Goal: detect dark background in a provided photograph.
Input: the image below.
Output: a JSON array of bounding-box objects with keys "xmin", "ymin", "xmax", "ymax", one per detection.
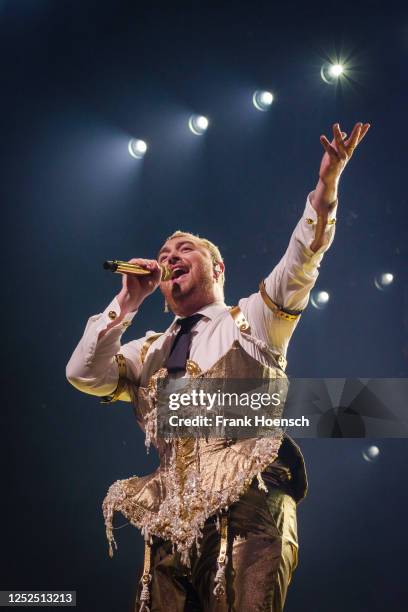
[{"xmin": 1, "ymin": 1, "xmax": 407, "ymax": 610}]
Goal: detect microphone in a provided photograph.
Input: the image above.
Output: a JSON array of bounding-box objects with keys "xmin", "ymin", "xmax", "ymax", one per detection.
[{"xmin": 103, "ymin": 260, "xmax": 172, "ymax": 281}]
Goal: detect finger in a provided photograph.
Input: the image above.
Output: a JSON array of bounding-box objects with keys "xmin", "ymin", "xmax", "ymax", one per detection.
[
  {"xmin": 128, "ymin": 258, "xmax": 154, "ymax": 270},
  {"xmin": 345, "ymin": 122, "xmax": 361, "ymax": 144},
  {"xmin": 121, "ymin": 259, "xmax": 153, "ymax": 278},
  {"xmin": 320, "ymin": 135, "xmax": 339, "ymax": 158},
  {"xmin": 333, "ymin": 123, "xmax": 347, "ymax": 158},
  {"xmin": 357, "ymin": 122, "xmax": 371, "ymax": 144},
  {"xmin": 150, "ymin": 259, "xmax": 161, "ymax": 271},
  {"xmin": 346, "ymin": 122, "xmax": 362, "ymax": 155},
  {"xmin": 144, "ymin": 260, "xmax": 158, "ymax": 271}
]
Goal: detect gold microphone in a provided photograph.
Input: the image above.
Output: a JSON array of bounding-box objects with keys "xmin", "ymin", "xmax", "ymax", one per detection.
[{"xmin": 103, "ymin": 260, "xmax": 172, "ymax": 281}]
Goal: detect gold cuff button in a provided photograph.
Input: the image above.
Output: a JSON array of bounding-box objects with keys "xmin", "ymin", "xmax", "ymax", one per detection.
[
  {"xmin": 122, "ymin": 320, "xmax": 131, "ymax": 328},
  {"xmin": 108, "ymin": 310, "xmax": 117, "ymax": 320},
  {"xmin": 328, "ymin": 218, "xmax": 336, "ymax": 225},
  {"xmin": 305, "ymin": 218, "xmax": 314, "ymax": 225}
]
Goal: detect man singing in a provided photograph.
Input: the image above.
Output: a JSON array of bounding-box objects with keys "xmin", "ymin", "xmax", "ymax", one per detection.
[{"xmin": 66, "ymin": 122, "xmax": 370, "ymax": 611}]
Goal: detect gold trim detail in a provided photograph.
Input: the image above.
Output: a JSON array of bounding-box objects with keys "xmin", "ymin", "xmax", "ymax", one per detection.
[
  {"xmin": 259, "ymin": 280, "xmax": 302, "ymax": 321},
  {"xmin": 306, "ymin": 216, "xmax": 336, "ymax": 226},
  {"xmin": 116, "ymin": 352, "xmax": 127, "ymax": 378},
  {"xmin": 108, "ymin": 310, "xmax": 117, "ymax": 320},
  {"xmin": 140, "ymin": 333, "xmax": 164, "ymax": 365},
  {"xmin": 142, "ymin": 541, "xmax": 151, "ymax": 578},
  {"xmin": 138, "ymin": 541, "xmax": 152, "ymax": 610},
  {"xmin": 218, "ymin": 514, "xmax": 228, "ymax": 564},
  {"xmin": 228, "ymin": 305, "xmax": 287, "ymax": 371},
  {"xmin": 101, "ymin": 353, "xmax": 128, "ymax": 403},
  {"xmin": 186, "ymin": 359, "xmax": 202, "ymax": 376},
  {"xmin": 229, "ymin": 306, "xmax": 251, "ymax": 333},
  {"xmin": 213, "ymin": 514, "xmax": 229, "ymax": 600}
]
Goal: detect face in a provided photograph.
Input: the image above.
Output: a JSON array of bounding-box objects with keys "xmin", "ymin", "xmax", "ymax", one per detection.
[{"xmin": 157, "ymin": 237, "xmax": 221, "ymax": 316}]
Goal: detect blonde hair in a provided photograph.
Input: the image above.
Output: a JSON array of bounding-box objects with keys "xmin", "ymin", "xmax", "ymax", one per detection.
[{"xmin": 161, "ymin": 230, "xmax": 225, "ymax": 287}]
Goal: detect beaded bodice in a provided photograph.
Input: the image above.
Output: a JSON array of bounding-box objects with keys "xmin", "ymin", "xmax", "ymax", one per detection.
[{"xmin": 103, "ymin": 340, "xmax": 288, "ymax": 564}]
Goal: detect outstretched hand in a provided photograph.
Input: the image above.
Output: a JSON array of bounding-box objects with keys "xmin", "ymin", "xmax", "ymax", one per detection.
[
  {"xmin": 319, "ymin": 122, "xmax": 370, "ymax": 185},
  {"xmin": 310, "ymin": 122, "xmax": 371, "ymax": 218}
]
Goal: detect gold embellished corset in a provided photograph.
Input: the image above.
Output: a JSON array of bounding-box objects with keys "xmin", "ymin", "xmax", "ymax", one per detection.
[{"xmin": 102, "ymin": 337, "xmax": 307, "ymax": 565}]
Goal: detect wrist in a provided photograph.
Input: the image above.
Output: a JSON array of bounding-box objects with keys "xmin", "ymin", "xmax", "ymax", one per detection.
[
  {"xmin": 117, "ymin": 289, "xmax": 142, "ymax": 316},
  {"xmin": 318, "ymin": 171, "xmax": 339, "ymax": 187},
  {"xmin": 311, "ymin": 178, "xmax": 338, "ymax": 214}
]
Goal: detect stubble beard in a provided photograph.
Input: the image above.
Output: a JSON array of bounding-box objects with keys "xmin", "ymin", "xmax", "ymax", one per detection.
[{"xmin": 168, "ymin": 268, "xmax": 214, "ymax": 312}]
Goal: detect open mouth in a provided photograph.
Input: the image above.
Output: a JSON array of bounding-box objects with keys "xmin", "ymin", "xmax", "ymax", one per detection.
[{"xmin": 171, "ymin": 267, "xmax": 189, "ymax": 281}]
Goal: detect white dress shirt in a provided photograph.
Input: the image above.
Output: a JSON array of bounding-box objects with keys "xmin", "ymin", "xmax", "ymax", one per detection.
[{"xmin": 66, "ymin": 195, "xmax": 336, "ymax": 398}]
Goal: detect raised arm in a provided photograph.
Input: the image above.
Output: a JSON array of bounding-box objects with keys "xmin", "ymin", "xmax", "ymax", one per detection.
[
  {"xmin": 243, "ymin": 122, "xmax": 370, "ymax": 356},
  {"xmin": 310, "ymin": 122, "xmax": 370, "ymax": 250}
]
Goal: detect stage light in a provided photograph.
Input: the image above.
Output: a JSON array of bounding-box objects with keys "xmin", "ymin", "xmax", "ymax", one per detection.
[
  {"xmin": 252, "ymin": 90, "xmax": 274, "ymax": 111},
  {"xmin": 362, "ymin": 445, "xmax": 380, "ymax": 462},
  {"xmin": 128, "ymin": 139, "xmax": 147, "ymax": 159},
  {"xmin": 188, "ymin": 115, "xmax": 209, "ymax": 135},
  {"xmin": 320, "ymin": 62, "xmax": 345, "ymax": 84},
  {"xmin": 374, "ymin": 272, "xmax": 394, "ymax": 291},
  {"xmin": 310, "ymin": 290, "xmax": 330, "ymax": 310},
  {"xmin": 329, "ymin": 64, "xmax": 343, "ymax": 77}
]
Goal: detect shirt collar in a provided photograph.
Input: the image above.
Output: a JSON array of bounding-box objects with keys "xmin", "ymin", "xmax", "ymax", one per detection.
[{"xmin": 167, "ymin": 300, "xmax": 228, "ymax": 331}]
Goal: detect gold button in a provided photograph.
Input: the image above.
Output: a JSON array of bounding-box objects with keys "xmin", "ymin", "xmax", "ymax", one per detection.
[
  {"xmin": 328, "ymin": 218, "xmax": 336, "ymax": 225},
  {"xmin": 305, "ymin": 218, "xmax": 314, "ymax": 225},
  {"xmin": 240, "ymin": 322, "xmax": 249, "ymax": 331},
  {"xmin": 108, "ymin": 310, "xmax": 117, "ymax": 320},
  {"xmin": 122, "ymin": 320, "xmax": 131, "ymax": 328}
]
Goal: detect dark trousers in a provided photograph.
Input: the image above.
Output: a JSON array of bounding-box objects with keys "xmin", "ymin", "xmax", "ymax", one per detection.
[{"xmin": 135, "ymin": 481, "xmax": 298, "ymax": 612}]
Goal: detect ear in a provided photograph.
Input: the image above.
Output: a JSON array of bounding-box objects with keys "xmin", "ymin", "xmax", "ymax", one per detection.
[{"xmin": 213, "ymin": 261, "xmax": 225, "ymax": 278}]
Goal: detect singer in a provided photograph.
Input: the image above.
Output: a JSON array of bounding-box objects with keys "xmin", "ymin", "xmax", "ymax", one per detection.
[{"xmin": 66, "ymin": 122, "xmax": 370, "ymax": 611}]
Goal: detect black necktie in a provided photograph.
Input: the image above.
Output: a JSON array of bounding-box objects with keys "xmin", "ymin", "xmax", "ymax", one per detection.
[{"xmin": 165, "ymin": 314, "xmax": 204, "ymax": 373}]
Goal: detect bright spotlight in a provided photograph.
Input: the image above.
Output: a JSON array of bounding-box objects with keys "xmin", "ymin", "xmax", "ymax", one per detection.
[
  {"xmin": 128, "ymin": 139, "xmax": 147, "ymax": 159},
  {"xmin": 362, "ymin": 445, "xmax": 380, "ymax": 462},
  {"xmin": 189, "ymin": 115, "xmax": 209, "ymax": 136},
  {"xmin": 252, "ymin": 90, "xmax": 274, "ymax": 111},
  {"xmin": 329, "ymin": 64, "xmax": 344, "ymax": 77},
  {"xmin": 374, "ymin": 272, "xmax": 394, "ymax": 291},
  {"xmin": 320, "ymin": 62, "xmax": 345, "ymax": 84},
  {"xmin": 311, "ymin": 290, "xmax": 330, "ymax": 310}
]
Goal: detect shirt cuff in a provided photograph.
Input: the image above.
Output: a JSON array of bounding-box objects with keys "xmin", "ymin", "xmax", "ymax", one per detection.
[
  {"xmin": 300, "ymin": 192, "xmax": 337, "ymax": 258},
  {"xmin": 97, "ymin": 297, "xmax": 138, "ymax": 333},
  {"xmin": 304, "ymin": 191, "xmax": 337, "ymax": 224}
]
